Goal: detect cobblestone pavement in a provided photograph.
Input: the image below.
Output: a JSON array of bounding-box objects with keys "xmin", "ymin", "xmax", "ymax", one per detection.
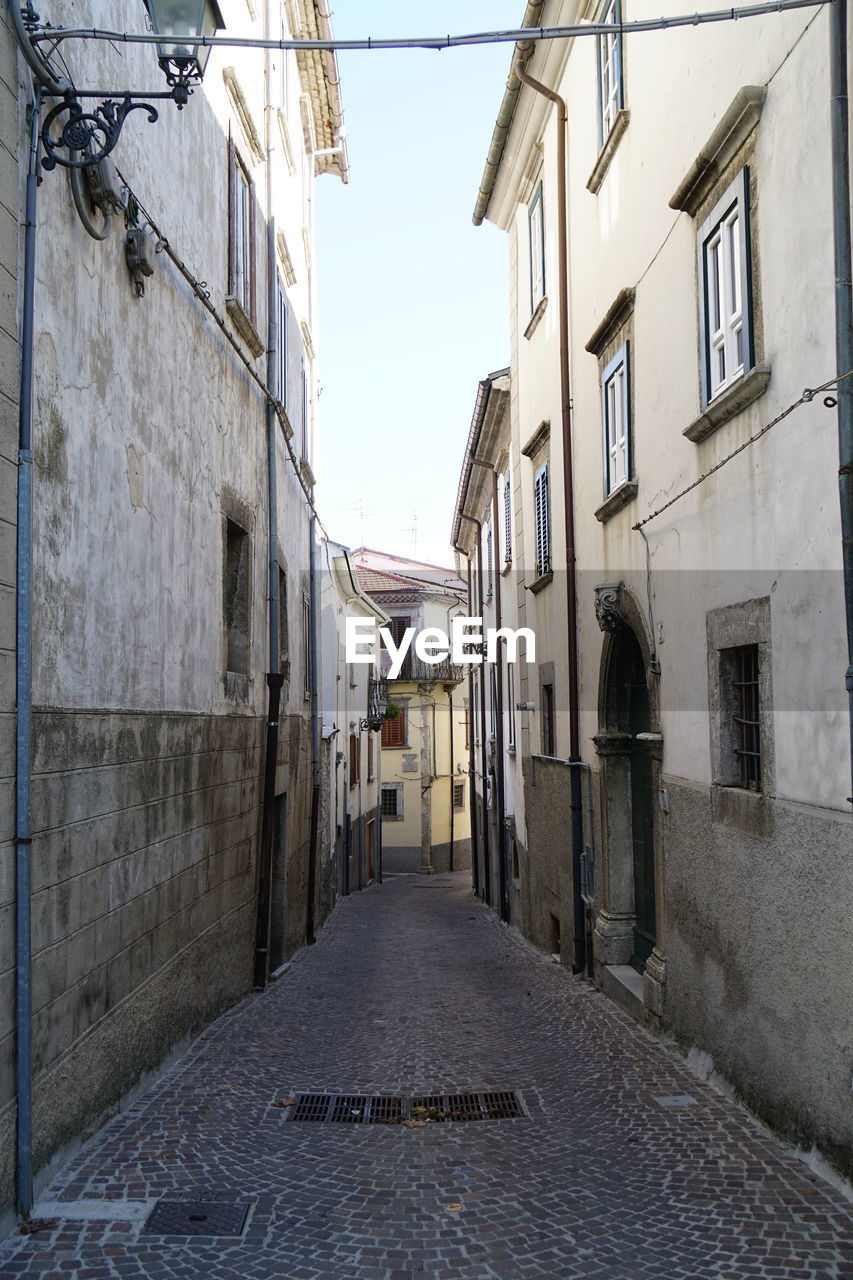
[{"xmin": 2, "ymin": 873, "xmax": 851, "ymax": 1280}]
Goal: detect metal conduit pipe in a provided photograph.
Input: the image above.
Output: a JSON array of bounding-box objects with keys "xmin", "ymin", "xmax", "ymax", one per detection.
[
  {"xmin": 514, "ymin": 59, "xmax": 586, "ymax": 975},
  {"xmin": 15, "ymin": 85, "xmax": 41, "ymax": 1222},
  {"xmin": 458, "ymin": 514, "xmax": 491, "ymax": 905},
  {"xmin": 465, "ymin": 556, "xmax": 480, "ymax": 897},
  {"xmin": 253, "ymin": 217, "xmax": 284, "ymax": 991},
  {"xmin": 305, "ymin": 514, "xmax": 320, "ymax": 945},
  {"xmin": 830, "ymin": 0, "xmax": 853, "ymax": 806}
]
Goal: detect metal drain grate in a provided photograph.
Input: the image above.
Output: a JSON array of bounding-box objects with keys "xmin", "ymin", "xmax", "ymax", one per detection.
[
  {"xmin": 143, "ymin": 1200, "xmax": 250, "ymax": 1236},
  {"xmin": 286, "ymin": 1091, "xmax": 524, "ymax": 1124}
]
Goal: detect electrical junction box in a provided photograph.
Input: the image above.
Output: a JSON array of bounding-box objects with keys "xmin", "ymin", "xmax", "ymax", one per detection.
[
  {"xmin": 125, "ymin": 227, "xmax": 157, "ymax": 278},
  {"xmin": 83, "ymin": 155, "xmax": 125, "ymax": 214}
]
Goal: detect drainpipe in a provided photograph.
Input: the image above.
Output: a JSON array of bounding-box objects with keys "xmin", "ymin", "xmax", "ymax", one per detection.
[
  {"xmin": 253, "ymin": 214, "xmax": 284, "ymax": 991},
  {"xmin": 459, "ymin": 515, "xmax": 492, "ymax": 905},
  {"xmin": 515, "ymin": 59, "xmax": 586, "ymax": 974},
  {"xmin": 15, "ymin": 86, "xmax": 40, "ymax": 1222},
  {"xmin": 465, "ymin": 556, "xmax": 480, "ymax": 896},
  {"xmin": 830, "ymin": 0, "xmax": 853, "ymax": 806},
  {"xmin": 305, "ymin": 514, "xmax": 320, "ymax": 944},
  {"xmin": 447, "ymin": 683, "xmax": 455, "ymax": 872},
  {"xmin": 473, "ymin": 460, "xmax": 510, "ymax": 923}
]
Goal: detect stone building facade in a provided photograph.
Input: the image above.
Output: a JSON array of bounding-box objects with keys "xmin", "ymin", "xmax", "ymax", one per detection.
[
  {"xmin": 1, "ymin": 0, "xmax": 348, "ymax": 1217},
  {"xmin": 468, "ymin": 0, "xmax": 853, "ymax": 1178}
]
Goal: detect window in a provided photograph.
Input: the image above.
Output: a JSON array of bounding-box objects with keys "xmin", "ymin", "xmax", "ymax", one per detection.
[
  {"xmin": 602, "ymin": 342, "xmax": 630, "ymax": 496},
  {"xmin": 276, "ymin": 277, "xmax": 288, "ymax": 408},
  {"xmin": 464, "ymin": 703, "xmax": 470, "ymax": 749},
  {"xmin": 367, "ymin": 732, "xmax": 375, "ymax": 780},
  {"xmin": 542, "ymin": 683, "xmax": 555, "ymax": 756},
  {"xmin": 723, "ymin": 645, "xmax": 761, "ymax": 790},
  {"xmin": 302, "ymin": 592, "xmax": 311, "ymax": 697},
  {"xmin": 229, "ymin": 143, "xmax": 254, "ymax": 319},
  {"xmin": 224, "ymin": 520, "xmax": 250, "ymax": 674},
  {"xmin": 528, "ymin": 181, "xmax": 546, "ymax": 313},
  {"xmin": 349, "ymin": 732, "xmax": 360, "ymax": 787},
  {"xmin": 486, "ymin": 524, "xmax": 493, "ymax": 600},
  {"xmin": 699, "ymin": 169, "xmax": 753, "ymax": 405},
  {"xmin": 597, "ymin": 0, "xmax": 624, "ymax": 146},
  {"xmin": 507, "ymin": 662, "xmax": 516, "ymax": 751},
  {"xmin": 534, "ymin": 462, "xmax": 551, "ymax": 578},
  {"xmin": 453, "ymin": 782, "xmax": 465, "ymax": 809},
  {"xmin": 503, "ymin": 474, "xmax": 512, "ymax": 564},
  {"xmin": 381, "ymin": 705, "xmax": 405, "ymax": 748},
  {"xmin": 382, "ymin": 616, "xmax": 412, "ymax": 681},
  {"xmin": 380, "ymin": 783, "xmax": 403, "ymax": 820},
  {"xmin": 300, "ymin": 358, "xmax": 308, "ymax": 459}
]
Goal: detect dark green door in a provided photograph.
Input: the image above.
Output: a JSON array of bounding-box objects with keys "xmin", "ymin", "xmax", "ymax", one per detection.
[{"xmin": 629, "ymin": 647, "xmax": 656, "ymax": 973}]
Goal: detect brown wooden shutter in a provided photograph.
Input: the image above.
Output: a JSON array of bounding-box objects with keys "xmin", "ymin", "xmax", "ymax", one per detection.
[{"xmin": 381, "ymin": 710, "xmax": 404, "ymax": 749}]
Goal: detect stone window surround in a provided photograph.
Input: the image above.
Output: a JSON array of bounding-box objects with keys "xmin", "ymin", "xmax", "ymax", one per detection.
[
  {"xmin": 706, "ymin": 596, "xmax": 775, "ymax": 839},
  {"xmin": 380, "ymin": 782, "xmax": 404, "ymax": 821},
  {"xmin": 586, "ymin": 288, "xmax": 638, "ymax": 524}
]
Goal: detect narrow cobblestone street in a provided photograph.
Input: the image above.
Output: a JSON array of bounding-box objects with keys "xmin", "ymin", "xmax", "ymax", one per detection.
[{"xmin": 1, "ymin": 873, "xmax": 851, "ymax": 1280}]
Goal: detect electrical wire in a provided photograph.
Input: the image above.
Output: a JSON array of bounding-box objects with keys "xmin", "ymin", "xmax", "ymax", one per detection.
[
  {"xmin": 34, "ymin": 0, "xmax": 828, "ymax": 55},
  {"xmin": 632, "ymin": 370, "xmax": 853, "ymax": 531}
]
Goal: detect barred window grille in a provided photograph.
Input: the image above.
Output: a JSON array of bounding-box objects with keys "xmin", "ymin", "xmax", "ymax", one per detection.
[
  {"xmin": 453, "ymin": 782, "xmax": 465, "ymax": 809},
  {"xmin": 731, "ymin": 645, "xmax": 761, "ymax": 790},
  {"xmin": 534, "ymin": 462, "xmax": 550, "ymax": 577},
  {"xmin": 381, "ymin": 786, "xmax": 399, "ymax": 817}
]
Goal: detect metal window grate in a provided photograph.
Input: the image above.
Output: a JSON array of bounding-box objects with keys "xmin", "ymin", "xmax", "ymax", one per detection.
[
  {"xmin": 731, "ymin": 644, "xmax": 761, "ymax": 790},
  {"xmin": 286, "ymin": 1091, "xmax": 524, "ymax": 1124}
]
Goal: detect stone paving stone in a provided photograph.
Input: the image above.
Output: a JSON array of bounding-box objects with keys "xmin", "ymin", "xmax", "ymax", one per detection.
[{"xmin": 1, "ymin": 873, "xmax": 851, "ymax": 1279}]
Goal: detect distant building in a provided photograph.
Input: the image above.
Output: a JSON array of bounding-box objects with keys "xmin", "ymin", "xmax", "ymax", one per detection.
[{"xmin": 352, "ymin": 551, "xmax": 471, "ymax": 875}]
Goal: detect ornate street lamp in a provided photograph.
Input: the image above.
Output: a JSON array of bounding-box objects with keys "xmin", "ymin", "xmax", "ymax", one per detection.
[
  {"xmin": 147, "ymin": 0, "xmax": 226, "ymax": 103},
  {"xmin": 37, "ymin": 0, "xmax": 225, "ymax": 170},
  {"xmin": 361, "ymin": 676, "xmax": 390, "ymax": 733}
]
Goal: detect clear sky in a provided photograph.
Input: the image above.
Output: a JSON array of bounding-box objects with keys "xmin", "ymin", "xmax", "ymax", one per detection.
[{"xmin": 315, "ymin": 1, "xmax": 522, "ymax": 568}]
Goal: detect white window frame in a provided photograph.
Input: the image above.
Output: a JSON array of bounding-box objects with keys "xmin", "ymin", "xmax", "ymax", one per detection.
[
  {"xmin": 698, "ymin": 169, "xmax": 753, "ymax": 406},
  {"xmin": 534, "ymin": 461, "xmax": 550, "ymax": 578},
  {"xmin": 233, "ymin": 158, "xmax": 252, "ymax": 315},
  {"xmin": 528, "ymin": 181, "xmax": 546, "ymax": 314},
  {"xmin": 276, "ymin": 275, "xmax": 288, "ymax": 408},
  {"xmin": 596, "ymin": 0, "xmax": 623, "ymax": 146},
  {"xmin": 601, "ymin": 341, "xmax": 630, "ymax": 497}
]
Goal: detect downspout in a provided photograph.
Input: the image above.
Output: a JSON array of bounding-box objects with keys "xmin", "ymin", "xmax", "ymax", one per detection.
[
  {"xmin": 473, "ymin": 461, "xmax": 510, "ymax": 923},
  {"xmin": 254, "ymin": 34, "xmax": 284, "ymax": 990},
  {"xmin": 15, "ymin": 85, "xmax": 41, "ymax": 1222},
  {"xmin": 305, "ymin": 513, "xmax": 320, "ymax": 944},
  {"xmin": 459, "ymin": 514, "xmax": 491, "ymax": 905},
  {"xmin": 515, "ymin": 60, "xmax": 586, "ymax": 974},
  {"xmin": 447, "ymin": 683, "xmax": 454, "ymax": 872},
  {"xmin": 830, "ymin": 0, "xmax": 853, "ymax": 806},
  {"xmin": 465, "ymin": 556, "xmax": 480, "ymax": 896}
]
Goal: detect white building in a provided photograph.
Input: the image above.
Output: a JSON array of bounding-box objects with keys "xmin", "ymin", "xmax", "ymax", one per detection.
[{"xmin": 471, "ymin": 0, "xmax": 853, "ymax": 1178}]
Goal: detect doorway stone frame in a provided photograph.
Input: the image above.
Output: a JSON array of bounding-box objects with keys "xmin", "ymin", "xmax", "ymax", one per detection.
[{"xmin": 591, "ymin": 581, "xmax": 667, "ymax": 1026}]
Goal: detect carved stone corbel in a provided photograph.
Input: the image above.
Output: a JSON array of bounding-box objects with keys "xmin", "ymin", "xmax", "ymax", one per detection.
[{"xmin": 594, "ymin": 581, "xmax": 625, "ymax": 633}]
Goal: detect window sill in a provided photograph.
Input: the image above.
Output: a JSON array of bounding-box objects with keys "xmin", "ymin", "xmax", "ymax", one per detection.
[
  {"xmin": 586, "ymin": 109, "xmax": 630, "ymax": 195},
  {"xmin": 226, "ymin": 296, "xmax": 265, "ymax": 358},
  {"xmin": 684, "ymin": 365, "xmax": 771, "ymax": 443},
  {"xmin": 595, "ymin": 479, "xmax": 638, "ymax": 524},
  {"xmin": 711, "ymin": 783, "xmax": 773, "ymax": 839},
  {"xmin": 524, "ymin": 295, "xmax": 548, "ymax": 341},
  {"xmin": 527, "ymin": 570, "xmax": 553, "ymax": 595}
]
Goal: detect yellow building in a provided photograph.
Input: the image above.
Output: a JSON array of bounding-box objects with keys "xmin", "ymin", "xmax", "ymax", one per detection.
[{"xmin": 353, "ymin": 551, "xmax": 471, "ymax": 875}]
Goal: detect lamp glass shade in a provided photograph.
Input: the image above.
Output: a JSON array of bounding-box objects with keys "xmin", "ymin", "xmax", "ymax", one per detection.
[{"xmin": 148, "ymin": 0, "xmax": 225, "ymax": 77}]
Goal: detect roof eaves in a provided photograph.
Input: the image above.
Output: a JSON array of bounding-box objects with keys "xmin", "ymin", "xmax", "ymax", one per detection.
[
  {"xmin": 472, "ymin": 0, "xmax": 548, "ymax": 226},
  {"xmin": 451, "ymin": 367, "xmax": 511, "ymax": 551}
]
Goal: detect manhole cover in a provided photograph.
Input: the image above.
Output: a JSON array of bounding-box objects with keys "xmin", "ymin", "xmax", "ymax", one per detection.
[
  {"xmin": 287, "ymin": 1091, "xmax": 524, "ymax": 1124},
  {"xmin": 653, "ymin": 1094, "xmax": 697, "ymax": 1108},
  {"xmin": 143, "ymin": 1201, "xmax": 250, "ymax": 1236}
]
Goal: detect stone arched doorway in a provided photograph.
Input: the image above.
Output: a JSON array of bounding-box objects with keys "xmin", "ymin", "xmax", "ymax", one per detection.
[{"xmin": 592, "ymin": 582, "xmax": 666, "ymax": 1022}]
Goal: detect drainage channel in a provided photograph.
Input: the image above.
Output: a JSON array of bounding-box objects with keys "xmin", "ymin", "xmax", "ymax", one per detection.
[{"xmin": 286, "ymin": 1091, "xmax": 525, "ymax": 1124}]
